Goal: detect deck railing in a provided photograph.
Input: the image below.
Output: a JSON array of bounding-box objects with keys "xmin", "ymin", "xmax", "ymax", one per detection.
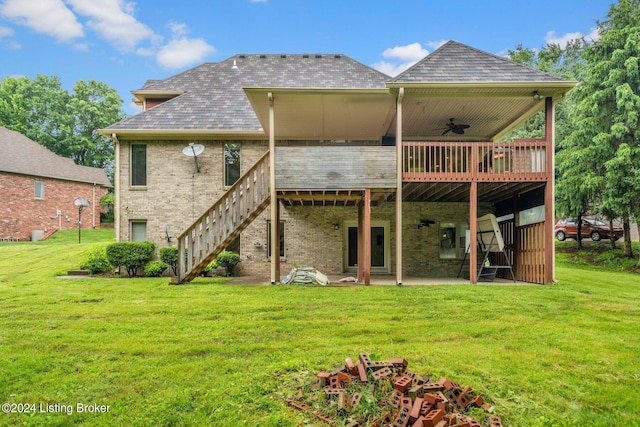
[{"xmin": 403, "ymin": 139, "xmax": 549, "ymax": 182}]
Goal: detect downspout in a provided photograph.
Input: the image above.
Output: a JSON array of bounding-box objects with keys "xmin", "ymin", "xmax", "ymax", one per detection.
[
  {"xmin": 112, "ymin": 133, "xmax": 120, "ymax": 242},
  {"xmin": 396, "ymin": 87, "xmax": 404, "ymax": 286},
  {"xmin": 92, "ymin": 183, "xmax": 96, "ymax": 228}
]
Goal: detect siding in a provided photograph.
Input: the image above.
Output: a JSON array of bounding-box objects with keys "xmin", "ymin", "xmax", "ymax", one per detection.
[{"xmin": 275, "ymin": 146, "xmax": 396, "ymax": 190}]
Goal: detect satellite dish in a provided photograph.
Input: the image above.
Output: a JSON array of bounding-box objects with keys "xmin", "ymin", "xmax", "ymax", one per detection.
[
  {"xmin": 182, "ymin": 143, "xmax": 205, "ymax": 157},
  {"xmin": 182, "ymin": 143, "xmax": 205, "ymax": 172}
]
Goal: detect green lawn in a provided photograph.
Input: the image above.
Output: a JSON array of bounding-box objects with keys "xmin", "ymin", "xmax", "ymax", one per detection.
[{"xmin": 0, "ymin": 230, "xmax": 639, "ymax": 426}]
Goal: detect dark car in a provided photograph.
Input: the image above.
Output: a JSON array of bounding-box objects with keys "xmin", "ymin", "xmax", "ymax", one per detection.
[{"xmin": 554, "ymin": 218, "xmax": 623, "ymax": 241}]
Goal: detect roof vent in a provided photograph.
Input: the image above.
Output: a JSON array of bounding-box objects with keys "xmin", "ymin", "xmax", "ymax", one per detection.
[
  {"xmin": 231, "ymin": 60, "xmax": 238, "ymax": 70},
  {"xmin": 260, "ymin": 54, "xmax": 266, "ymax": 59},
  {"xmin": 334, "ymin": 54, "xmax": 342, "ymax": 59},
  {"xmin": 303, "ymin": 54, "xmax": 309, "ymax": 58},
  {"xmin": 315, "ymin": 54, "xmax": 322, "ymax": 58},
  {"xmin": 280, "ymin": 54, "xmax": 287, "ymax": 58},
  {"xmin": 239, "ymin": 55, "xmax": 246, "ymax": 58}
]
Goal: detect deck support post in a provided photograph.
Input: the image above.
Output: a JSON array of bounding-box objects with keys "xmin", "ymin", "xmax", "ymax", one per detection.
[
  {"xmin": 395, "ymin": 88, "xmax": 404, "ymax": 285},
  {"xmin": 269, "ymin": 92, "xmax": 279, "ymax": 284},
  {"xmin": 469, "ymin": 181, "xmax": 478, "ymax": 284},
  {"xmin": 363, "ymin": 188, "xmax": 371, "ymax": 285},
  {"xmin": 357, "ymin": 201, "xmax": 364, "ymax": 283},
  {"xmin": 544, "ymin": 96, "xmax": 555, "ymax": 284}
]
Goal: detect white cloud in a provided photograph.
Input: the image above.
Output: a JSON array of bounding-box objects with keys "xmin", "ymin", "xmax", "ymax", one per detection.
[
  {"xmin": 372, "ymin": 42, "xmax": 431, "ymax": 77},
  {"xmin": 65, "ymin": 0, "xmax": 159, "ymax": 52},
  {"xmin": 545, "ymin": 27, "xmax": 601, "ymax": 48},
  {"xmin": 0, "ymin": 25, "xmax": 14, "ymax": 38},
  {"xmin": 250, "ymin": 0, "xmax": 268, "ymax": 3},
  {"xmin": 0, "ymin": 0, "xmax": 83, "ymax": 42},
  {"xmin": 156, "ymin": 37, "xmax": 215, "ymax": 69}
]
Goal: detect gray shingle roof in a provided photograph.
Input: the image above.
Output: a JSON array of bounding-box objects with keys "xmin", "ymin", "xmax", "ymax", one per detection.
[
  {"xmin": 0, "ymin": 127, "xmax": 111, "ymax": 187},
  {"xmin": 391, "ymin": 40, "xmax": 568, "ymax": 83},
  {"xmin": 107, "ymin": 54, "xmax": 390, "ymax": 132}
]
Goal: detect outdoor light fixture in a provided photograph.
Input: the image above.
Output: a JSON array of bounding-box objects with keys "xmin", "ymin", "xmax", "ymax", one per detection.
[{"xmin": 533, "ymin": 90, "xmax": 544, "ymax": 101}]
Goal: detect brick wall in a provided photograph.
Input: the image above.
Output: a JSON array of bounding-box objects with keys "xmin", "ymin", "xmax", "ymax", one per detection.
[
  {"xmin": 0, "ymin": 171, "xmax": 109, "ymax": 241},
  {"xmin": 117, "ymin": 139, "xmax": 270, "ymax": 254},
  {"xmin": 117, "ymin": 139, "xmax": 493, "ymax": 278}
]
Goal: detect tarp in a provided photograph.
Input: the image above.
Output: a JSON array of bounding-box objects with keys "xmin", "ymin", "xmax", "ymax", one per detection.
[{"xmin": 282, "ymin": 267, "xmax": 330, "ymax": 285}]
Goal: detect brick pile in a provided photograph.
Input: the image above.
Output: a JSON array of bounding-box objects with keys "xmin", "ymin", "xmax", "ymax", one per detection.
[{"xmin": 286, "ymin": 353, "xmax": 503, "ymax": 427}]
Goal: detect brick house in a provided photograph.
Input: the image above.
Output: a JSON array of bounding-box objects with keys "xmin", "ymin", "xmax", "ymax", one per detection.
[
  {"xmin": 100, "ymin": 41, "xmax": 575, "ymax": 284},
  {"xmin": 0, "ymin": 127, "xmax": 112, "ymax": 241}
]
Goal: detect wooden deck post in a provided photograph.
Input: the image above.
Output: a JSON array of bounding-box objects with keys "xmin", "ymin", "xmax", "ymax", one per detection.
[
  {"xmin": 396, "ymin": 88, "xmax": 404, "ymax": 285},
  {"xmin": 269, "ymin": 92, "xmax": 279, "ymax": 284},
  {"xmin": 357, "ymin": 200, "xmax": 364, "ymax": 283},
  {"xmin": 469, "ymin": 181, "xmax": 478, "ymax": 284},
  {"xmin": 544, "ymin": 96, "xmax": 555, "ymax": 284},
  {"xmin": 364, "ymin": 188, "xmax": 371, "ymax": 285}
]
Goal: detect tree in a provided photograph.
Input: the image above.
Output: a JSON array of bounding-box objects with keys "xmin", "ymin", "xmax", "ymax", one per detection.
[
  {"xmin": 562, "ymin": 0, "xmax": 640, "ymax": 259},
  {"xmin": 0, "ymin": 75, "xmax": 126, "ymax": 182}
]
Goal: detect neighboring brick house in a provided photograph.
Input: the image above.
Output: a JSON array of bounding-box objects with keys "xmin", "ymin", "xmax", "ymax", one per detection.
[
  {"xmin": 100, "ymin": 41, "xmax": 576, "ymax": 284},
  {"xmin": 0, "ymin": 127, "xmax": 112, "ymax": 241}
]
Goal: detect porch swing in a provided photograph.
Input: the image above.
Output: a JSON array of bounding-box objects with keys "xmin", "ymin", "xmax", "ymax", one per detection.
[{"xmin": 458, "ymin": 213, "xmax": 516, "ymax": 282}]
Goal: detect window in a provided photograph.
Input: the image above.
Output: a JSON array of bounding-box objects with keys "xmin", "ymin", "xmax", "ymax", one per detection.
[
  {"xmin": 34, "ymin": 181, "xmax": 44, "ymax": 199},
  {"xmin": 131, "ymin": 221, "xmax": 147, "ymax": 242},
  {"xmin": 440, "ymin": 222, "xmax": 469, "ymax": 259},
  {"xmin": 224, "ymin": 143, "xmax": 240, "ymax": 186},
  {"xmin": 131, "ymin": 144, "xmax": 147, "ymax": 186},
  {"xmin": 267, "ymin": 221, "xmax": 285, "ymax": 257}
]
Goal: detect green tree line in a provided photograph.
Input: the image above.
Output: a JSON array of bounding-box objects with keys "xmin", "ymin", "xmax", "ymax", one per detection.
[
  {"xmin": 0, "ymin": 75, "xmax": 127, "ymax": 182},
  {"xmin": 506, "ymin": 0, "xmax": 640, "ymax": 265}
]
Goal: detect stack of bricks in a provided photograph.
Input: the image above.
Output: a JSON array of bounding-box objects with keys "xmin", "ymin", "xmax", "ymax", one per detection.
[{"xmin": 286, "ymin": 353, "xmax": 503, "ymax": 427}]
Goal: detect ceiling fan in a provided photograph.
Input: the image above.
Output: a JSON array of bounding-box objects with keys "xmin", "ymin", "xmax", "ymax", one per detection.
[{"xmin": 436, "ymin": 118, "xmax": 470, "ymax": 135}]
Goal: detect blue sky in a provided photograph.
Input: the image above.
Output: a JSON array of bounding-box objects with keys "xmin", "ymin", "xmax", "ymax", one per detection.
[{"xmin": 1, "ymin": 0, "xmax": 611, "ymax": 114}]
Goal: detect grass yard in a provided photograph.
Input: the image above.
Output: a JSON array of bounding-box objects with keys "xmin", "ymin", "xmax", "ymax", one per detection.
[{"xmin": 0, "ymin": 230, "xmax": 639, "ymax": 426}]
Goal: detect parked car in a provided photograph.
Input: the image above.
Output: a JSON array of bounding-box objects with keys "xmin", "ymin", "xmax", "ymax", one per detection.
[{"xmin": 554, "ymin": 218, "xmax": 623, "ymax": 241}]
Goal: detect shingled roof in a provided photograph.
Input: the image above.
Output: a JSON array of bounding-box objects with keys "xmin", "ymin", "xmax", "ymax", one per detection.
[
  {"xmin": 0, "ymin": 127, "xmax": 111, "ymax": 187},
  {"xmin": 391, "ymin": 40, "xmax": 568, "ymax": 83},
  {"xmin": 106, "ymin": 54, "xmax": 390, "ymax": 132}
]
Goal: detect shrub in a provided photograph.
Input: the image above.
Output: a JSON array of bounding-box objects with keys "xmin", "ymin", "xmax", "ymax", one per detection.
[
  {"xmin": 80, "ymin": 246, "xmax": 111, "ymax": 274},
  {"xmin": 202, "ymin": 260, "xmax": 219, "ymax": 276},
  {"xmin": 216, "ymin": 251, "xmax": 240, "ymax": 277},
  {"xmin": 159, "ymin": 246, "xmax": 179, "ymax": 276},
  {"xmin": 144, "ymin": 261, "xmax": 168, "ymax": 277},
  {"xmin": 106, "ymin": 241, "xmax": 155, "ymax": 277}
]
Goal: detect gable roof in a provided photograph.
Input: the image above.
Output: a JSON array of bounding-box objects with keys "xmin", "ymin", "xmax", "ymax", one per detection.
[
  {"xmin": 0, "ymin": 127, "xmax": 111, "ymax": 187},
  {"xmin": 105, "ymin": 54, "xmax": 390, "ymax": 134},
  {"xmin": 391, "ymin": 40, "xmax": 568, "ymax": 83}
]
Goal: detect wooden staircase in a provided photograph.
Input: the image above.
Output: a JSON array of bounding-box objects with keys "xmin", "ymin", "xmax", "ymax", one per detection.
[{"xmin": 176, "ymin": 151, "xmax": 270, "ymax": 283}]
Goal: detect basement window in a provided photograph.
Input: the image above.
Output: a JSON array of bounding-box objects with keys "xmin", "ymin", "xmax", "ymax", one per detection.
[
  {"xmin": 34, "ymin": 181, "xmax": 45, "ymax": 199},
  {"xmin": 131, "ymin": 221, "xmax": 147, "ymax": 242},
  {"xmin": 440, "ymin": 222, "xmax": 469, "ymax": 260}
]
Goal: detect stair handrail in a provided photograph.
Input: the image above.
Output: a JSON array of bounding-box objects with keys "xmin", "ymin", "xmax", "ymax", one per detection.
[{"xmin": 177, "ymin": 150, "xmax": 270, "ymax": 282}]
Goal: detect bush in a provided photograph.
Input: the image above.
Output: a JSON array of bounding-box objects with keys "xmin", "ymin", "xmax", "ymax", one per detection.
[
  {"xmin": 202, "ymin": 260, "xmax": 219, "ymax": 276},
  {"xmin": 80, "ymin": 246, "xmax": 111, "ymax": 274},
  {"xmin": 106, "ymin": 241, "xmax": 155, "ymax": 277},
  {"xmin": 216, "ymin": 251, "xmax": 240, "ymax": 277},
  {"xmin": 144, "ymin": 261, "xmax": 168, "ymax": 277},
  {"xmin": 159, "ymin": 246, "xmax": 179, "ymax": 276}
]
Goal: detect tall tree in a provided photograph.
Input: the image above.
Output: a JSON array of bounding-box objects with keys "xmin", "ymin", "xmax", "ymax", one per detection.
[
  {"xmin": 562, "ymin": 0, "xmax": 640, "ymax": 258},
  {"xmin": 0, "ymin": 75, "xmax": 126, "ymax": 180}
]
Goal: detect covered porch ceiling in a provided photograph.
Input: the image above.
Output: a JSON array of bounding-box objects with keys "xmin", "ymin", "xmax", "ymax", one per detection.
[
  {"xmin": 244, "ymin": 81, "xmax": 576, "ymax": 142},
  {"xmin": 398, "ymin": 181, "xmax": 546, "ymax": 204}
]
